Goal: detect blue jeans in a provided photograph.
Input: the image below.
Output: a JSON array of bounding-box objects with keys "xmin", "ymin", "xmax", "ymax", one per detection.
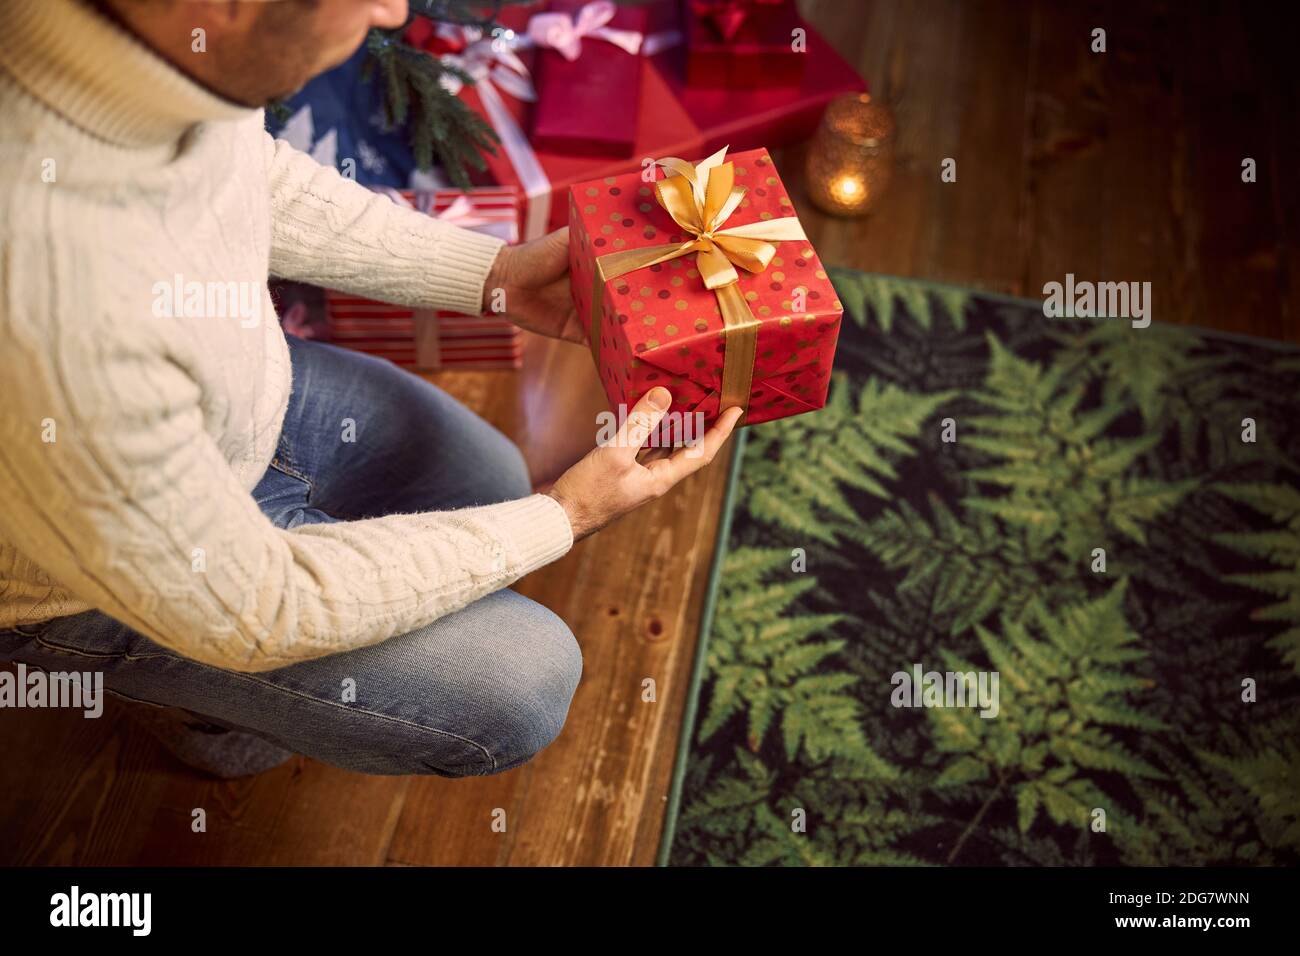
[{"xmin": 0, "ymin": 336, "xmax": 582, "ymax": 776}]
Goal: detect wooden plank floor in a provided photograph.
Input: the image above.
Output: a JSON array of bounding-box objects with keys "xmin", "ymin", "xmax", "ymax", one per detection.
[{"xmin": 1, "ymin": 0, "xmax": 1296, "ymax": 866}]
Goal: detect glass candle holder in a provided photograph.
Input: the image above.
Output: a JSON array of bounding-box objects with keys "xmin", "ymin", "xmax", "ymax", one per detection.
[{"xmin": 806, "ymin": 93, "xmax": 896, "ymax": 217}]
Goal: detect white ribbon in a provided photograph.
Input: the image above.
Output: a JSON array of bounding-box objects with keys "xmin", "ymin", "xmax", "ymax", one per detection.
[
  {"xmin": 525, "ymin": 0, "xmax": 644, "ymax": 60},
  {"xmin": 641, "ymin": 28, "xmax": 684, "ymax": 56},
  {"xmin": 523, "ymin": 2, "xmax": 682, "ymax": 58},
  {"xmin": 437, "ymin": 26, "xmax": 551, "ymax": 240}
]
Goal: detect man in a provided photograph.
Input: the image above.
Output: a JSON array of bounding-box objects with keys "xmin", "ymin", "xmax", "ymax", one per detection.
[{"xmin": 0, "ymin": 0, "xmax": 740, "ymax": 777}]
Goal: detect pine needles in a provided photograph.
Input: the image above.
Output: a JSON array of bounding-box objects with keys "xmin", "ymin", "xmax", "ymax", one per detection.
[
  {"xmin": 362, "ymin": 28, "xmax": 499, "ymax": 188},
  {"xmin": 356, "ymin": 1, "xmax": 543, "ymax": 187}
]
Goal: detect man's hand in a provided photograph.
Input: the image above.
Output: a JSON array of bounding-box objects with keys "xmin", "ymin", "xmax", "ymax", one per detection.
[
  {"xmin": 546, "ymin": 387, "xmax": 744, "ymax": 540},
  {"xmin": 483, "ymin": 227, "xmax": 587, "ymax": 344}
]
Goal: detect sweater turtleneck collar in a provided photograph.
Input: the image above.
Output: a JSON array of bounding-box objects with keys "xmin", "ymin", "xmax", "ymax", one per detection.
[{"xmin": 0, "ymin": 0, "xmax": 257, "ymax": 149}]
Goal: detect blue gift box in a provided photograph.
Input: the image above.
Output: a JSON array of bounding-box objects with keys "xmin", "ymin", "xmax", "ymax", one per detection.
[{"xmin": 264, "ymin": 45, "xmax": 417, "ymax": 189}]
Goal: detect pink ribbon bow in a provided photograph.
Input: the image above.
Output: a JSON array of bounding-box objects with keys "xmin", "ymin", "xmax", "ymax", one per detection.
[
  {"xmin": 435, "ymin": 25, "xmax": 537, "ymax": 104},
  {"xmin": 376, "ymin": 191, "xmax": 497, "ymax": 230},
  {"xmin": 526, "ymin": 0, "xmax": 644, "ymax": 61},
  {"xmin": 431, "ymin": 194, "xmax": 494, "ymax": 228}
]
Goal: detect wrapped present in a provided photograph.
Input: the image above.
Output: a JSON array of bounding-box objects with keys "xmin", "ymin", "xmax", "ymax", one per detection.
[
  {"xmin": 569, "ymin": 146, "xmax": 841, "ymax": 428},
  {"xmin": 265, "ymin": 44, "xmax": 413, "ymax": 188},
  {"xmin": 325, "ymin": 188, "xmax": 522, "ymax": 371},
  {"xmin": 407, "ymin": 5, "xmax": 697, "ymax": 241},
  {"xmin": 484, "ymin": 64, "xmax": 704, "ymax": 238},
  {"xmin": 528, "ymin": 0, "xmax": 680, "ymax": 157},
  {"xmin": 326, "ymin": 295, "xmax": 524, "ymax": 370},
  {"xmin": 650, "ymin": 18, "xmax": 866, "ymax": 156},
  {"xmin": 273, "ymin": 281, "xmax": 330, "ymax": 341},
  {"xmin": 407, "ymin": 8, "xmax": 552, "ymax": 239},
  {"xmin": 684, "ymin": 0, "xmax": 805, "ymax": 89}
]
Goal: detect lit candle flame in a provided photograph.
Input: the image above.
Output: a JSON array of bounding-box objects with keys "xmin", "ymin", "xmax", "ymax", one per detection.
[{"xmin": 832, "ymin": 174, "xmax": 865, "ymax": 206}]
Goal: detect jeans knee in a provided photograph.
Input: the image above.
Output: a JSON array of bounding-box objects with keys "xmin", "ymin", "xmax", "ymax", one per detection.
[
  {"xmin": 285, "ymin": 595, "xmax": 581, "ymax": 778},
  {"xmin": 356, "ymin": 624, "xmax": 579, "ymax": 778},
  {"xmin": 485, "ymin": 433, "xmax": 532, "ymax": 503},
  {"xmin": 484, "ymin": 607, "xmax": 582, "ymax": 773}
]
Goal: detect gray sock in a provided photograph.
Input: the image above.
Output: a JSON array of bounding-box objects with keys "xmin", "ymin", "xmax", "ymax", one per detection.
[{"xmin": 122, "ymin": 701, "xmax": 294, "ymax": 778}]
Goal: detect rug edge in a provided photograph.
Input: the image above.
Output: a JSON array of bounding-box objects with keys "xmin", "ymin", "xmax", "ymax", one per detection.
[
  {"xmin": 655, "ymin": 427, "xmax": 749, "ymax": 867},
  {"xmin": 831, "ymin": 269, "xmax": 1300, "ymax": 353}
]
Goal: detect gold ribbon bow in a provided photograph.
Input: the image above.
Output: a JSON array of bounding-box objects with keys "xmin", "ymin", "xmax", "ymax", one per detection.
[{"xmin": 590, "ymin": 146, "xmax": 807, "ymax": 420}]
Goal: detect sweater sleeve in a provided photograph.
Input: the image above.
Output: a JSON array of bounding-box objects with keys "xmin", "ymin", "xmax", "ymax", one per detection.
[
  {"xmin": 0, "ymin": 237, "xmax": 572, "ymax": 673},
  {"xmin": 261, "ymin": 131, "xmax": 504, "ymax": 315}
]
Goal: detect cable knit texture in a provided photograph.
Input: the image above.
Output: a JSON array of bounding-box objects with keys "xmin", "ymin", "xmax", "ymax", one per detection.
[{"xmin": 0, "ymin": 0, "xmax": 573, "ymax": 672}]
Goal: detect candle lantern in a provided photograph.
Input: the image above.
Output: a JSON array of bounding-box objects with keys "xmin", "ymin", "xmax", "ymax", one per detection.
[{"xmin": 806, "ymin": 93, "xmax": 896, "ymax": 217}]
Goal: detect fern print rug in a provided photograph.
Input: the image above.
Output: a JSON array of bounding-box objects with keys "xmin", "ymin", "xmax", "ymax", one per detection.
[{"xmin": 660, "ymin": 270, "xmax": 1300, "ymax": 867}]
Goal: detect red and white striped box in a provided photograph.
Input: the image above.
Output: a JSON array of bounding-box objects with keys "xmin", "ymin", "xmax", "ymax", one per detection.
[{"xmin": 326, "ymin": 187, "xmax": 522, "ymax": 371}]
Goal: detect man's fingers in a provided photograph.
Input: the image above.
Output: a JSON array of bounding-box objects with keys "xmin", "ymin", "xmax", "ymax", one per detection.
[
  {"xmin": 646, "ymin": 405, "xmax": 743, "ymax": 485},
  {"xmin": 636, "ymin": 444, "xmax": 675, "ymax": 465},
  {"xmin": 609, "ymin": 387, "xmax": 673, "ymax": 464},
  {"xmin": 544, "ymin": 227, "xmax": 570, "ymax": 272},
  {"xmin": 563, "ymin": 306, "xmax": 588, "ymax": 344},
  {"xmin": 513, "ymin": 227, "xmax": 569, "ymax": 285}
]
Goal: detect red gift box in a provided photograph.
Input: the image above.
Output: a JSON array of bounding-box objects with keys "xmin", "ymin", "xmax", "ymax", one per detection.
[
  {"xmin": 408, "ymin": 6, "xmax": 862, "ymax": 244},
  {"xmin": 325, "ymin": 296, "xmax": 523, "ymax": 370},
  {"xmin": 472, "ymin": 67, "xmax": 705, "ymax": 241},
  {"xmin": 405, "ymin": 8, "xmax": 553, "ymax": 238},
  {"xmin": 569, "ymin": 146, "xmax": 841, "ymax": 428},
  {"xmin": 408, "ymin": 3, "xmax": 698, "ymax": 240},
  {"xmin": 684, "ymin": 0, "xmax": 805, "ymax": 89},
  {"xmin": 326, "ymin": 188, "xmax": 522, "ymax": 371},
  {"xmin": 528, "ymin": 0, "xmax": 664, "ymax": 157},
  {"xmin": 651, "ymin": 18, "xmax": 866, "ymax": 156}
]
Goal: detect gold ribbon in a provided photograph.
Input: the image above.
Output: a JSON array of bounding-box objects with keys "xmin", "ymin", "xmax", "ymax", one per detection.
[{"xmin": 589, "ymin": 146, "xmax": 807, "ymax": 420}]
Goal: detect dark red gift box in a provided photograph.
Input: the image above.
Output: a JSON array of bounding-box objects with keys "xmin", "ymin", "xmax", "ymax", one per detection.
[
  {"xmin": 530, "ymin": 0, "xmax": 678, "ymax": 157},
  {"xmin": 684, "ymin": 0, "xmax": 806, "ymax": 89},
  {"xmin": 406, "ymin": 3, "xmax": 701, "ymax": 240},
  {"xmin": 569, "ymin": 147, "xmax": 842, "ymax": 429},
  {"xmin": 406, "ymin": 5, "xmax": 864, "ymax": 246},
  {"xmin": 651, "ymin": 21, "xmax": 865, "ymax": 156}
]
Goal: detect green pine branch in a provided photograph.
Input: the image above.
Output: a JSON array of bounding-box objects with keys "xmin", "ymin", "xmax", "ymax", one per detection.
[{"xmin": 362, "ymin": 29, "xmax": 499, "ymax": 189}]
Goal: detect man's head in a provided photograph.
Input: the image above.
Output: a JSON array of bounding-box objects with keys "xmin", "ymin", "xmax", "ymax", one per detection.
[{"xmin": 102, "ymin": 0, "xmax": 410, "ymax": 106}]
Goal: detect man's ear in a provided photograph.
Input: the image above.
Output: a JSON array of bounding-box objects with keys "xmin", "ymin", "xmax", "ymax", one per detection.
[
  {"xmin": 366, "ymin": 0, "xmax": 412, "ymax": 30},
  {"xmin": 183, "ymin": 0, "xmax": 258, "ymax": 36}
]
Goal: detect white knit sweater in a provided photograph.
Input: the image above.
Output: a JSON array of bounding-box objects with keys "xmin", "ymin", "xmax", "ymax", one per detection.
[{"xmin": 0, "ymin": 0, "xmax": 573, "ymax": 672}]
